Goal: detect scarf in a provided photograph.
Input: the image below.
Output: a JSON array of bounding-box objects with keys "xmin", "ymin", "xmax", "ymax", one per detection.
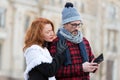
[{"xmin": 57, "ymin": 28, "xmax": 88, "ymax": 66}]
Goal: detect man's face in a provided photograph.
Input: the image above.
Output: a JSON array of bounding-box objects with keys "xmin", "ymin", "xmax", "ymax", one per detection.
[{"xmin": 64, "ymin": 20, "xmax": 83, "ymax": 36}]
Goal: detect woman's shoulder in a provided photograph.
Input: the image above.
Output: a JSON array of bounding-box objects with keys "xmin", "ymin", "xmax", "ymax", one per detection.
[
  {"xmin": 30, "ymin": 45, "xmax": 41, "ymax": 49},
  {"xmin": 27, "ymin": 45, "xmax": 41, "ymax": 51},
  {"xmin": 24, "ymin": 45, "xmax": 43, "ymax": 55}
]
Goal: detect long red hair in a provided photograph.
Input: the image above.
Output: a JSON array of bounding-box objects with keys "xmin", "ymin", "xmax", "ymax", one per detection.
[{"xmin": 23, "ymin": 18, "xmax": 54, "ymax": 51}]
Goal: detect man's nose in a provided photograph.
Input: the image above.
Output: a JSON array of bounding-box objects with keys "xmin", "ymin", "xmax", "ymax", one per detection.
[{"xmin": 74, "ymin": 26, "xmax": 79, "ymax": 30}]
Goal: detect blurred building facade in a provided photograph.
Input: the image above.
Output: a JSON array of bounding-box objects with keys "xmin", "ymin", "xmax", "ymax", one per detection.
[{"xmin": 0, "ymin": 0, "xmax": 120, "ymax": 80}]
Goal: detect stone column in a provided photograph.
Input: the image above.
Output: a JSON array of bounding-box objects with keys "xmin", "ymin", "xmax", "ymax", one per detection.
[{"xmin": 11, "ymin": 7, "xmax": 24, "ymax": 79}]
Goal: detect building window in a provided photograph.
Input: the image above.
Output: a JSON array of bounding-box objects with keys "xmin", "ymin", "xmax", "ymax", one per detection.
[
  {"xmin": 106, "ymin": 4, "xmax": 116, "ymax": 21},
  {"xmin": 0, "ymin": 43, "xmax": 2, "ymax": 69},
  {"xmin": 24, "ymin": 16, "xmax": 30, "ymax": 32},
  {"xmin": 80, "ymin": 2, "xmax": 85, "ymax": 13},
  {"xmin": 59, "ymin": 0, "xmax": 63, "ymax": 3},
  {"xmin": 51, "ymin": 0, "xmax": 55, "ymax": 5},
  {"xmin": 107, "ymin": 29, "xmax": 118, "ymax": 52},
  {"xmin": 0, "ymin": 8, "xmax": 6, "ymax": 28},
  {"xmin": 35, "ymin": 0, "xmax": 39, "ymax": 2},
  {"xmin": 74, "ymin": 1, "xmax": 77, "ymax": 7},
  {"xmin": 106, "ymin": 60, "xmax": 114, "ymax": 80}
]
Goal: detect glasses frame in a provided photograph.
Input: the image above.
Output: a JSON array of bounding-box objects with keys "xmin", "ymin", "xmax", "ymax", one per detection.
[{"xmin": 69, "ymin": 22, "xmax": 83, "ymax": 28}]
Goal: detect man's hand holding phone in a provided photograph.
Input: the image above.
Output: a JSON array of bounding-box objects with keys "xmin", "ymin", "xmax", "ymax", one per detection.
[
  {"xmin": 92, "ymin": 53, "xmax": 104, "ymax": 73},
  {"xmin": 82, "ymin": 62, "xmax": 98, "ymax": 72}
]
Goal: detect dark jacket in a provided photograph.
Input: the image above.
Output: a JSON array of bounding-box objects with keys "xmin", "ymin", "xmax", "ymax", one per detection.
[{"xmin": 28, "ymin": 53, "xmax": 65, "ymax": 80}]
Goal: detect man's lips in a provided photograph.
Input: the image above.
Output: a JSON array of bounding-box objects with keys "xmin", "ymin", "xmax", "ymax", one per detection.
[{"xmin": 72, "ymin": 30, "xmax": 78, "ymax": 33}]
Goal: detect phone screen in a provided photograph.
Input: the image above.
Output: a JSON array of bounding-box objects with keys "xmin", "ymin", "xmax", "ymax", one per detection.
[{"xmin": 93, "ymin": 53, "xmax": 104, "ymax": 64}]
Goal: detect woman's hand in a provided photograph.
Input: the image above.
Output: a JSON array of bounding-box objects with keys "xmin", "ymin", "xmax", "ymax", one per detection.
[{"xmin": 56, "ymin": 39, "xmax": 67, "ymax": 54}]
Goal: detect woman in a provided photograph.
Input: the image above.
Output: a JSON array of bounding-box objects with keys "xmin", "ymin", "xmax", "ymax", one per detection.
[{"xmin": 23, "ymin": 18, "xmax": 67, "ymax": 80}]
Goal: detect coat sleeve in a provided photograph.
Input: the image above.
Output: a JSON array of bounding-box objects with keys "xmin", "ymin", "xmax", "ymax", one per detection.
[{"xmin": 34, "ymin": 52, "xmax": 65, "ymax": 77}]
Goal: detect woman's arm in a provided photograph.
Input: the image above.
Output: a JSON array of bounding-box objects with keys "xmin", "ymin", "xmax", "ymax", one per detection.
[
  {"xmin": 34, "ymin": 39, "xmax": 67, "ymax": 77},
  {"xmin": 34, "ymin": 53, "xmax": 65, "ymax": 77}
]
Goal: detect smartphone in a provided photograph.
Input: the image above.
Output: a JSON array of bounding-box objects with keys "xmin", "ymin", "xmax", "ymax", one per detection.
[{"xmin": 93, "ymin": 53, "xmax": 104, "ymax": 64}]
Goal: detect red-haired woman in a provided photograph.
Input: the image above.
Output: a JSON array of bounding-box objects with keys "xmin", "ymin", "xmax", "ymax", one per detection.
[{"xmin": 23, "ymin": 18, "xmax": 67, "ymax": 80}]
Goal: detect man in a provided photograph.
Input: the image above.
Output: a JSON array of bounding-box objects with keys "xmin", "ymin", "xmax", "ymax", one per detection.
[{"xmin": 49, "ymin": 2, "xmax": 98, "ymax": 80}]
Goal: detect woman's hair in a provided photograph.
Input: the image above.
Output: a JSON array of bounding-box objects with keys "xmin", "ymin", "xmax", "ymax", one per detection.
[{"xmin": 23, "ymin": 18, "xmax": 54, "ymax": 51}]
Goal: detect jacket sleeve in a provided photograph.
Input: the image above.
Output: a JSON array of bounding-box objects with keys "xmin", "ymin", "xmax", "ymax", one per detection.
[{"xmin": 34, "ymin": 52, "xmax": 65, "ymax": 77}]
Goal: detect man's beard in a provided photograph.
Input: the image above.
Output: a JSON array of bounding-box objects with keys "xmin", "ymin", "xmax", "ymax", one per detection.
[{"xmin": 71, "ymin": 30, "xmax": 78, "ymax": 36}]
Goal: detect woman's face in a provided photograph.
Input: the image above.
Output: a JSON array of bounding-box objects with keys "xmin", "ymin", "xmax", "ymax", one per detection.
[{"xmin": 42, "ymin": 24, "xmax": 55, "ymax": 42}]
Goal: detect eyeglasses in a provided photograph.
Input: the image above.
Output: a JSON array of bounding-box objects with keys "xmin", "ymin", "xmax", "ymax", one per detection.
[{"xmin": 69, "ymin": 22, "xmax": 83, "ymax": 28}]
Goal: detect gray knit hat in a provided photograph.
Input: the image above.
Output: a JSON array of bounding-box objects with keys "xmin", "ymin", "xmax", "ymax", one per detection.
[{"xmin": 62, "ymin": 2, "xmax": 81, "ymax": 25}]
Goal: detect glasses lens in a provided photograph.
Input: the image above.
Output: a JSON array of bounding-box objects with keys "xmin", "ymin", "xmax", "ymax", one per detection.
[{"xmin": 70, "ymin": 23, "xmax": 83, "ymax": 28}]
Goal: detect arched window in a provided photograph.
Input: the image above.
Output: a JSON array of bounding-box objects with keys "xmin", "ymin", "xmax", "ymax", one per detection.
[
  {"xmin": 0, "ymin": 43, "xmax": 2, "ymax": 69},
  {"xmin": 81, "ymin": 2, "xmax": 85, "ymax": 13},
  {"xmin": 107, "ymin": 29, "xmax": 118, "ymax": 52},
  {"xmin": 0, "ymin": 8, "xmax": 6, "ymax": 28},
  {"xmin": 106, "ymin": 4, "xmax": 116, "ymax": 21},
  {"xmin": 24, "ymin": 16, "xmax": 30, "ymax": 32}
]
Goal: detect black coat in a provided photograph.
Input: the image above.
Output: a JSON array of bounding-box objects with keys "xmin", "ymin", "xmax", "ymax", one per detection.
[{"xmin": 28, "ymin": 53, "xmax": 65, "ymax": 80}]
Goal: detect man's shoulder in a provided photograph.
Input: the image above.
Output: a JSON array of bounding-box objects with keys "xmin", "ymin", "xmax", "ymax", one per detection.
[
  {"xmin": 83, "ymin": 37, "xmax": 89, "ymax": 43},
  {"xmin": 83, "ymin": 37, "xmax": 88, "ymax": 40}
]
